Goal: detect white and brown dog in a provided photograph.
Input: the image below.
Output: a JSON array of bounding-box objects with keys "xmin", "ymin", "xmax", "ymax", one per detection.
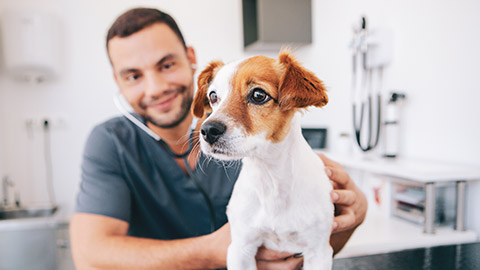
[{"xmin": 192, "ymin": 51, "xmax": 333, "ymax": 270}]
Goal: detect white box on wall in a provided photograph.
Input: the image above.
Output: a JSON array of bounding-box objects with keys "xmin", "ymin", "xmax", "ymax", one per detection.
[{"xmin": 0, "ymin": 11, "xmax": 62, "ymax": 83}]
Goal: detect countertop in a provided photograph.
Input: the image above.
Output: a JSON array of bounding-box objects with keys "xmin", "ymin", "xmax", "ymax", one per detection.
[
  {"xmin": 318, "ymin": 151, "xmax": 480, "ymax": 183},
  {"xmin": 333, "ymin": 242, "xmax": 480, "ymax": 270}
]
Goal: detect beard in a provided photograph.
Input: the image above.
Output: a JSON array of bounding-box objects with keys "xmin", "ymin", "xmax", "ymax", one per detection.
[{"xmin": 142, "ymin": 86, "xmax": 193, "ymax": 129}]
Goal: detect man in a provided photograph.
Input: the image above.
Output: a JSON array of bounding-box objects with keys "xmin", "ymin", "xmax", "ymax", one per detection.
[{"xmin": 70, "ymin": 7, "xmax": 367, "ymax": 270}]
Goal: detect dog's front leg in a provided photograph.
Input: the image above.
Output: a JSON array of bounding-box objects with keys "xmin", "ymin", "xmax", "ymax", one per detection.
[
  {"xmin": 302, "ymin": 244, "xmax": 333, "ymax": 270},
  {"xmin": 227, "ymin": 231, "xmax": 262, "ymax": 270}
]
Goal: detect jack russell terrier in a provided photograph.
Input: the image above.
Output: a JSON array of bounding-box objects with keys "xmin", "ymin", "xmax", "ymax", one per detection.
[{"xmin": 192, "ymin": 51, "xmax": 333, "ymax": 270}]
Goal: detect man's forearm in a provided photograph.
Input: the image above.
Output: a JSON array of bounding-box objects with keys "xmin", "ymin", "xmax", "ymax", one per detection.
[
  {"xmin": 70, "ymin": 214, "xmax": 231, "ymax": 270},
  {"xmin": 74, "ymin": 234, "xmax": 223, "ymax": 270}
]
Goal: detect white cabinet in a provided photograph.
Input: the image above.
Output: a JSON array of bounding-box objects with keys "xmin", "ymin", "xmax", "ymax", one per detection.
[{"xmin": 0, "ymin": 216, "xmax": 74, "ymax": 270}]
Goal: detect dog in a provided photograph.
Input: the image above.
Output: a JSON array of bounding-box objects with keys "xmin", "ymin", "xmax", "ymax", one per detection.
[{"xmin": 192, "ymin": 51, "xmax": 333, "ymax": 270}]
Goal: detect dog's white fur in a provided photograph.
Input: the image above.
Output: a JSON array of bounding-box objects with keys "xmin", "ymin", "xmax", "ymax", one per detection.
[{"xmin": 195, "ymin": 55, "xmax": 333, "ymax": 270}]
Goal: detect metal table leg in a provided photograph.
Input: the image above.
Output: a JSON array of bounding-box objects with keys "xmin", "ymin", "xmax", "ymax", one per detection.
[
  {"xmin": 424, "ymin": 182, "xmax": 436, "ymax": 234},
  {"xmin": 455, "ymin": 181, "xmax": 466, "ymax": 231}
]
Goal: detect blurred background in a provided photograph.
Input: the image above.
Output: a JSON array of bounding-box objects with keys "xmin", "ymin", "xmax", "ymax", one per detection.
[{"xmin": 0, "ymin": 0, "xmax": 479, "ymax": 269}]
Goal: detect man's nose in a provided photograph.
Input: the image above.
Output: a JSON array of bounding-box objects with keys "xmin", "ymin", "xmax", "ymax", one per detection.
[{"xmin": 144, "ymin": 71, "xmax": 169, "ymax": 98}]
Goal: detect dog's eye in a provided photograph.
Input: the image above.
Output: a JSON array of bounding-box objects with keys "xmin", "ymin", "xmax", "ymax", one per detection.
[
  {"xmin": 209, "ymin": 91, "xmax": 218, "ymax": 104},
  {"xmin": 249, "ymin": 88, "xmax": 271, "ymax": 105}
]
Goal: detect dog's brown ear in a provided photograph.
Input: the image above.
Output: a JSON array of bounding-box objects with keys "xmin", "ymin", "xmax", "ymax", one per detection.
[
  {"xmin": 277, "ymin": 51, "xmax": 328, "ymax": 111},
  {"xmin": 192, "ymin": 61, "xmax": 224, "ymax": 118}
]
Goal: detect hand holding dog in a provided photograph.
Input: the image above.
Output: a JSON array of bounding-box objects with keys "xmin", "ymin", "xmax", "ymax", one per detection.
[
  {"xmin": 319, "ymin": 154, "xmax": 368, "ymax": 254},
  {"xmin": 210, "ymin": 223, "xmax": 303, "ymax": 269}
]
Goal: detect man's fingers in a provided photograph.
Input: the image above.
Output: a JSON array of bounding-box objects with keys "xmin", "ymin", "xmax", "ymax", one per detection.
[
  {"xmin": 332, "ymin": 209, "xmax": 356, "ymax": 233},
  {"xmin": 330, "ymin": 180, "xmax": 339, "ymax": 189},
  {"xmin": 318, "ymin": 153, "xmax": 341, "ymax": 168},
  {"xmin": 255, "ymin": 247, "xmax": 295, "ymax": 261},
  {"xmin": 325, "ymin": 166, "xmax": 351, "ymax": 187},
  {"xmin": 331, "ymin": 190, "xmax": 356, "ymax": 206},
  {"xmin": 318, "ymin": 153, "xmax": 353, "ymax": 188},
  {"xmin": 257, "ymin": 256, "xmax": 303, "ymax": 270}
]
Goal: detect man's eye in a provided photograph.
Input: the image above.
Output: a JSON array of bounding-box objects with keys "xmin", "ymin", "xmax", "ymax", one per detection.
[
  {"xmin": 209, "ymin": 91, "xmax": 218, "ymax": 104},
  {"xmin": 162, "ymin": 62, "xmax": 175, "ymax": 70},
  {"xmin": 249, "ymin": 88, "xmax": 271, "ymax": 105},
  {"xmin": 126, "ymin": 74, "xmax": 140, "ymax": 82}
]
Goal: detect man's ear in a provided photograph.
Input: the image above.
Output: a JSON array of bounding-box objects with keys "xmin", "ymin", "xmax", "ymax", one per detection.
[
  {"xmin": 192, "ymin": 61, "xmax": 224, "ymax": 118},
  {"xmin": 186, "ymin": 46, "xmax": 197, "ymax": 72},
  {"xmin": 277, "ymin": 51, "xmax": 328, "ymax": 111}
]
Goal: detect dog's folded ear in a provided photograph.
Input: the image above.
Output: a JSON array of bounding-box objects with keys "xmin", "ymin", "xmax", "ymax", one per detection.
[
  {"xmin": 192, "ymin": 61, "xmax": 224, "ymax": 118},
  {"xmin": 277, "ymin": 51, "xmax": 328, "ymax": 111}
]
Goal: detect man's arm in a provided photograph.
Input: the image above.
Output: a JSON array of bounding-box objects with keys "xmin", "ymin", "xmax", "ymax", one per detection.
[
  {"xmin": 70, "ymin": 213, "xmax": 229, "ymax": 270},
  {"xmin": 319, "ymin": 154, "xmax": 368, "ymax": 255}
]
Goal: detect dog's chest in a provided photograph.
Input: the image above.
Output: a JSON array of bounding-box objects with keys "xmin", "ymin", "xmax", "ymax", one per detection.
[
  {"xmin": 227, "ymin": 156, "xmax": 332, "ymax": 251},
  {"xmin": 232, "ymin": 186, "xmax": 327, "ymax": 252},
  {"xmin": 261, "ymin": 228, "xmax": 309, "ymax": 251}
]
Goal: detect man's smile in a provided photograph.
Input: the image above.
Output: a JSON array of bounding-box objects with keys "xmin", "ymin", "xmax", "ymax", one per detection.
[{"xmin": 150, "ymin": 92, "xmax": 179, "ymax": 112}]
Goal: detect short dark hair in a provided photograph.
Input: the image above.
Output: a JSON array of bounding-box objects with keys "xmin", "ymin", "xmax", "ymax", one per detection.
[{"xmin": 106, "ymin": 8, "xmax": 187, "ymax": 50}]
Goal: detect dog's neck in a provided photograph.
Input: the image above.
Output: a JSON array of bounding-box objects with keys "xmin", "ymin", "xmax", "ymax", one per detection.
[{"xmin": 242, "ymin": 114, "xmax": 313, "ymax": 213}]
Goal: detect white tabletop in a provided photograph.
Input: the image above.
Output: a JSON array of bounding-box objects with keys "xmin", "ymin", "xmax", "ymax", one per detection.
[
  {"xmin": 317, "ymin": 151, "xmax": 480, "ymax": 183},
  {"xmin": 336, "ymin": 210, "xmax": 478, "ymax": 258}
]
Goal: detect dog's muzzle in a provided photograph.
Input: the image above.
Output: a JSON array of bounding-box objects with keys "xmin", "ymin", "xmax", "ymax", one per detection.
[{"xmin": 201, "ymin": 121, "xmax": 227, "ymax": 145}]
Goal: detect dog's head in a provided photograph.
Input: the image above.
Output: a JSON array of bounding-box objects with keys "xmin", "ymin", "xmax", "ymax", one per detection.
[{"xmin": 192, "ymin": 51, "xmax": 328, "ymax": 160}]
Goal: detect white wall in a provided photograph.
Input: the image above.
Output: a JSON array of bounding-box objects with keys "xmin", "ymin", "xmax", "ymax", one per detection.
[{"xmin": 0, "ymin": 0, "xmax": 479, "ymax": 233}]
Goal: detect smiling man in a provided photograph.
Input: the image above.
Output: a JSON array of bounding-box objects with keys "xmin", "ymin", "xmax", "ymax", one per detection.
[
  {"xmin": 70, "ymin": 7, "xmax": 367, "ymax": 270},
  {"xmin": 110, "ymin": 22, "xmax": 195, "ymax": 130}
]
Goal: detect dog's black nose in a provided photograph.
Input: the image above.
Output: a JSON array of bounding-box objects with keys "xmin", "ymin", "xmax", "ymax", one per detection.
[{"xmin": 201, "ymin": 121, "xmax": 226, "ymax": 145}]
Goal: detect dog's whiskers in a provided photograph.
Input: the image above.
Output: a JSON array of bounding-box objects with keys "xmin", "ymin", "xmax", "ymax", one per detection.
[
  {"xmin": 191, "ymin": 141, "xmax": 208, "ymax": 175},
  {"xmin": 222, "ymin": 160, "xmax": 241, "ymax": 183},
  {"xmin": 176, "ymin": 131, "xmax": 193, "ymax": 147},
  {"xmin": 201, "ymin": 154, "xmax": 213, "ymax": 170}
]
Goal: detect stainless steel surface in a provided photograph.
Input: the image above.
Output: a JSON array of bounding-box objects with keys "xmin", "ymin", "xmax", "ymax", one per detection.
[
  {"xmin": 0, "ymin": 205, "xmax": 57, "ymax": 220},
  {"xmin": 424, "ymin": 182, "xmax": 436, "ymax": 234},
  {"xmin": 455, "ymin": 181, "xmax": 466, "ymax": 231}
]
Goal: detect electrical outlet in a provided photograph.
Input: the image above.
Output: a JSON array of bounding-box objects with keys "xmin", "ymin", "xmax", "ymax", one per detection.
[{"xmin": 25, "ymin": 116, "xmax": 68, "ymax": 129}]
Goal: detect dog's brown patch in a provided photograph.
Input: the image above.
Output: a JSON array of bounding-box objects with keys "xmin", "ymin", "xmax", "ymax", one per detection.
[
  {"xmin": 277, "ymin": 52, "xmax": 328, "ymax": 111},
  {"xmin": 192, "ymin": 61, "xmax": 224, "ymax": 118},
  {"xmin": 227, "ymin": 56, "xmax": 295, "ymax": 142}
]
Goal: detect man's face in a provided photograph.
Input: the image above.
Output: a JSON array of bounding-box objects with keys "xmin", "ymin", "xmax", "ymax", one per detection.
[{"xmin": 108, "ymin": 23, "xmax": 196, "ymax": 129}]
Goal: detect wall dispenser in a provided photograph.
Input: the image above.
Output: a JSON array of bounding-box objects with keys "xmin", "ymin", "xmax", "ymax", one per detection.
[{"xmin": 0, "ymin": 11, "xmax": 61, "ymax": 83}]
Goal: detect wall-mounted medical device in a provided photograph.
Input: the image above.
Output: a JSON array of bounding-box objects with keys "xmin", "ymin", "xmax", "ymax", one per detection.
[
  {"xmin": 0, "ymin": 11, "xmax": 61, "ymax": 83},
  {"xmin": 383, "ymin": 92, "xmax": 406, "ymax": 158},
  {"xmin": 242, "ymin": 0, "xmax": 312, "ymax": 51},
  {"xmin": 350, "ymin": 16, "xmax": 393, "ymax": 153}
]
